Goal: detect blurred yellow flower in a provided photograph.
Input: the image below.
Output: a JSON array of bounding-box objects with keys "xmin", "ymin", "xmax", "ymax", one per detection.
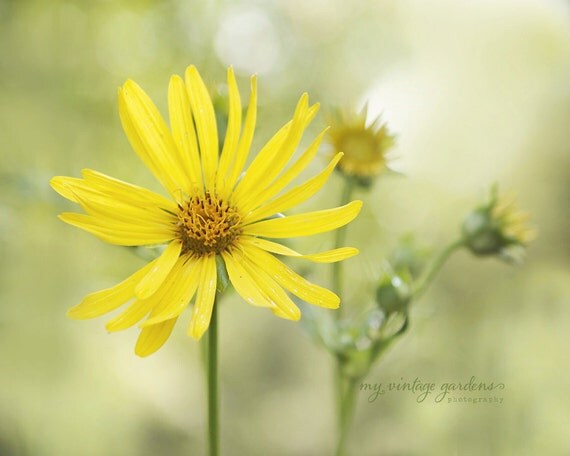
[
  {"xmin": 51, "ymin": 66, "xmax": 362, "ymax": 356},
  {"xmin": 326, "ymin": 106, "xmax": 395, "ymax": 182},
  {"xmin": 462, "ymin": 186, "xmax": 537, "ymax": 262}
]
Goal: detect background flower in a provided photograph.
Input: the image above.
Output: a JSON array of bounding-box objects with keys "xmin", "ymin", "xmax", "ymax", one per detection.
[
  {"xmin": 325, "ymin": 105, "xmax": 395, "ymax": 185},
  {"xmin": 1, "ymin": 0, "xmax": 569, "ymax": 455}
]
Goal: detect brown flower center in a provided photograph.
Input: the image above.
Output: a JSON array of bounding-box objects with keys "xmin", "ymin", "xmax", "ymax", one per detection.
[{"xmin": 177, "ymin": 192, "xmax": 242, "ymax": 255}]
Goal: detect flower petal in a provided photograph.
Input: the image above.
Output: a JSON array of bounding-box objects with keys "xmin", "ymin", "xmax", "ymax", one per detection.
[
  {"xmin": 108, "ymin": 257, "xmax": 189, "ymax": 332},
  {"xmin": 51, "ymin": 172, "xmax": 177, "ymax": 221},
  {"xmin": 67, "ymin": 260, "xmax": 157, "ymax": 319},
  {"xmin": 234, "ymin": 94, "xmax": 318, "ymax": 205},
  {"xmin": 241, "ymin": 104, "xmax": 321, "ymax": 210},
  {"xmin": 135, "ymin": 240, "xmax": 182, "ymax": 299},
  {"xmin": 239, "ymin": 252, "xmax": 301, "ymax": 320},
  {"xmin": 243, "ymin": 200, "xmax": 362, "ymax": 238},
  {"xmin": 139, "ymin": 255, "xmax": 201, "ymax": 326},
  {"xmin": 50, "ymin": 176, "xmax": 84, "ymax": 203},
  {"xmin": 135, "ymin": 317, "xmax": 178, "ymax": 357},
  {"xmin": 58, "ymin": 212, "xmax": 175, "ymax": 246},
  {"xmin": 81, "ymin": 169, "xmax": 177, "ymax": 212},
  {"xmin": 119, "ymin": 81, "xmax": 188, "ymax": 198},
  {"xmin": 244, "ymin": 152, "xmax": 343, "ymax": 223},
  {"xmin": 185, "ymin": 66, "xmax": 219, "ymax": 191},
  {"xmin": 216, "ymin": 67, "xmax": 242, "ymax": 197},
  {"xmin": 241, "ymin": 127, "xmax": 328, "ymax": 211},
  {"xmin": 188, "ymin": 255, "xmax": 217, "ymax": 340},
  {"xmin": 245, "ymin": 246, "xmax": 340, "ymax": 309},
  {"xmin": 241, "ymin": 237, "xmax": 359, "ymax": 263},
  {"xmin": 168, "ymin": 75, "xmax": 203, "ymax": 193},
  {"xmin": 225, "ymin": 75, "xmax": 257, "ymax": 194},
  {"xmin": 222, "ymin": 251, "xmax": 275, "ymax": 308},
  {"xmin": 104, "ymin": 297, "xmax": 155, "ymax": 332},
  {"xmin": 53, "ymin": 181, "xmax": 175, "ymax": 233}
]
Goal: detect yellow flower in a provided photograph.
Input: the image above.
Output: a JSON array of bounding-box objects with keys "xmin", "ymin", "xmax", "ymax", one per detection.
[
  {"xmin": 326, "ymin": 105, "xmax": 395, "ymax": 183},
  {"xmin": 461, "ymin": 186, "xmax": 537, "ymax": 262},
  {"xmin": 51, "ymin": 66, "xmax": 362, "ymax": 357}
]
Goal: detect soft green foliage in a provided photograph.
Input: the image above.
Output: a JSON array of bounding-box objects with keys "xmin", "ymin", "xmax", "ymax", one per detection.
[{"xmin": 1, "ymin": 0, "xmax": 569, "ymax": 455}]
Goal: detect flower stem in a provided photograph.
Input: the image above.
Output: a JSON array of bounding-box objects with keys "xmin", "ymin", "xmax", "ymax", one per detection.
[
  {"xmin": 207, "ymin": 298, "xmax": 219, "ymax": 456},
  {"xmin": 332, "ymin": 177, "xmax": 356, "ymax": 316},
  {"xmin": 335, "ymin": 371, "xmax": 358, "ymax": 456},
  {"xmin": 412, "ymin": 238, "xmax": 464, "ymax": 300},
  {"xmin": 331, "ymin": 177, "xmax": 357, "ymax": 455},
  {"xmin": 334, "ymin": 358, "xmax": 344, "ymax": 430}
]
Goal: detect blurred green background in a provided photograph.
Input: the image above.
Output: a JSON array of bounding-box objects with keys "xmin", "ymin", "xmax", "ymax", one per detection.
[{"xmin": 1, "ymin": 0, "xmax": 569, "ymax": 454}]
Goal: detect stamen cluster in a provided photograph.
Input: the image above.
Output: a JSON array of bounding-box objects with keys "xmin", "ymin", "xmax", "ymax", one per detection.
[{"xmin": 177, "ymin": 192, "xmax": 241, "ymax": 255}]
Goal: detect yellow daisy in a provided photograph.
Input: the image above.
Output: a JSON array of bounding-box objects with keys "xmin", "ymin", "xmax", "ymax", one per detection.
[
  {"xmin": 51, "ymin": 66, "xmax": 362, "ymax": 357},
  {"xmin": 326, "ymin": 105, "xmax": 395, "ymax": 181}
]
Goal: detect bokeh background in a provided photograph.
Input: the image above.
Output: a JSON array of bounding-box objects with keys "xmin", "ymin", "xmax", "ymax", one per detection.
[{"xmin": 1, "ymin": 0, "xmax": 569, "ymax": 454}]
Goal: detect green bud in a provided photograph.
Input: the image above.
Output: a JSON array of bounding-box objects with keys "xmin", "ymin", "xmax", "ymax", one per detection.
[
  {"xmin": 375, "ymin": 267, "xmax": 411, "ymax": 315},
  {"xmin": 461, "ymin": 207, "xmax": 504, "ymax": 255},
  {"xmin": 461, "ymin": 186, "xmax": 536, "ymax": 261}
]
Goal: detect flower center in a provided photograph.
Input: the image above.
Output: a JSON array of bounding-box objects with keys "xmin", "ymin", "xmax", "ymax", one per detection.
[
  {"xmin": 177, "ymin": 192, "xmax": 242, "ymax": 255},
  {"xmin": 340, "ymin": 131, "xmax": 381, "ymax": 163}
]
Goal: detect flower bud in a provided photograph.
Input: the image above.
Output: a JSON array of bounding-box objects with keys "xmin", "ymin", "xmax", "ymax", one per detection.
[
  {"xmin": 461, "ymin": 186, "xmax": 536, "ymax": 262},
  {"xmin": 375, "ymin": 266, "xmax": 412, "ymax": 315}
]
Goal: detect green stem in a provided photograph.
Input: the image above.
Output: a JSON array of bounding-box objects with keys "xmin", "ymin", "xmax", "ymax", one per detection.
[
  {"xmin": 332, "ymin": 178, "xmax": 356, "ymax": 315},
  {"xmin": 207, "ymin": 298, "xmax": 219, "ymax": 456},
  {"xmin": 412, "ymin": 238, "xmax": 464, "ymax": 300},
  {"xmin": 334, "ymin": 358, "xmax": 344, "ymax": 429},
  {"xmin": 335, "ymin": 373, "xmax": 359, "ymax": 456},
  {"xmin": 331, "ymin": 177, "xmax": 357, "ymax": 455}
]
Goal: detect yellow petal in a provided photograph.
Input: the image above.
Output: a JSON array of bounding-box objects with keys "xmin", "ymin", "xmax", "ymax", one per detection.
[
  {"xmin": 240, "ymin": 253, "xmax": 301, "ymax": 320},
  {"xmin": 59, "ymin": 212, "xmax": 175, "ymax": 246},
  {"xmin": 243, "ymin": 200, "xmax": 363, "ymax": 238},
  {"xmin": 240, "ymin": 104, "xmax": 319, "ymax": 207},
  {"xmin": 225, "ymin": 75, "xmax": 257, "ymax": 194},
  {"xmin": 216, "ymin": 67, "xmax": 242, "ymax": 197},
  {"xmin": 251, "ymin": 98, "xmax": 318, "ymax": 188},
  {"xmin": 67, "ymin": 260, "xmax": 157, "ymax": 319},
  {"xmin": 139, "ymin": 255, "xmax": 201, "ymax": 326},
  {"xmin": 188, "ymin": 255, "xmax": 217, "ymax": 340},
  {"xmin": 233, "ymin": 94, "xmax": 314, "ymax": 205},
  {"xmin": 242, "ymin": 127, "xmax": 328, "ymax": 212},
  {"xmin": 168, "ymin": 75, "xmax": 203, "ymax": 193},
  {"xmin": 135, "ymin": 240, "xmax": 182, "ymax": 299},
  {"xmin": 241, "ymin": 237, "xmax": 359, "ymax": 263},
  {"xmin": 119, "ymin": 81, "xmax": 187, "ymax": 198},
  {"xmin": 56, "ymin": 181, "xmax": 175, "ymax": 230},
  {"xmin": 50, "ymin": 176, "xmax": 84, "ymax": 203},
  {"xmin": 232, "ymin": 121, "xmax": 290, "ymax": 204},
  {"xmin": 222, "ymin": 251, "xmax": 275, "ymax": 308},
  {"xmin": 185, "ymin": 66, "xmax": 219, "ymax": 191},
  {"xmin": 299, "ymin": 247, "xmax": 359, "ymax": 263},
  {"xmin": 246, "ymin": 246, "xmax": 339, "ymax": 309},
  {"xmin": 81, "ymin": 169, "xmax": 177, "ymax": 213},
  {"xmin": 244, "ymin": 152, "xmax": 343, "ymax": 222},
  {"xmin": 227, "ymin": 247, "xmax": 300, "ymax": 319},
  {"xmin": 105, "ymin": 298, "xmax": 155, "ymax": 332},
  {"xmin": 135, "ymin": 317, "xmax": 178, "ymax": 357}
]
